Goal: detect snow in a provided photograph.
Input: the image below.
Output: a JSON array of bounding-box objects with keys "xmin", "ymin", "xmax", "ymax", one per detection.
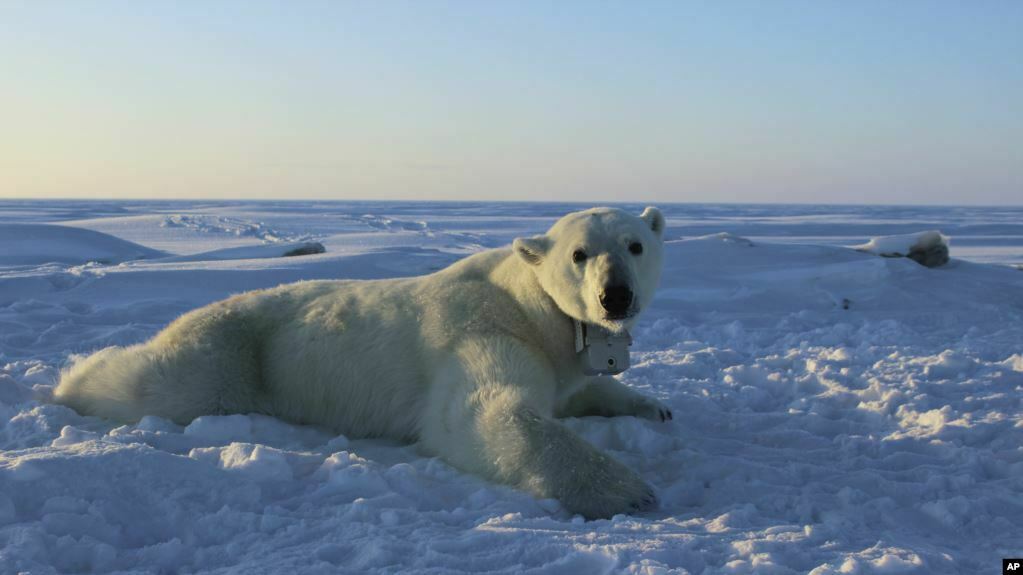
[
  {"xmin": 157, "ymin": 241, "xmax": 326, "ymax": 263},
  {"xmin": 0, "ymin": 224, "xmax": 166, "ymax": 267},
  {"xmin": 853, "ymin": 231, "xmax": 949, "ymax": 258},
  {"xmin": 1, "ymin": 200, "xmax": 1022, "ymax": 573}
]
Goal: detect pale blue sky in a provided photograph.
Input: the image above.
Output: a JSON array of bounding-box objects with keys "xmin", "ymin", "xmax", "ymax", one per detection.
[{"xmin": 1, "ymin": 1, "xmax": 1021, "ymax": 204}]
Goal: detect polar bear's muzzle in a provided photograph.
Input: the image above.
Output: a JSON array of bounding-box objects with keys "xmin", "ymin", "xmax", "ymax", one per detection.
[{"xmin": 599, "ymin": 284, "xmax": 634, "ymax": 319}]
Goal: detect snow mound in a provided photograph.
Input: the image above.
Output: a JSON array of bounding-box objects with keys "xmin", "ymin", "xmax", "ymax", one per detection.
[
  {"xmin": 0, "ymin": 224, "xmax": 166, "ymax": 267},
  {"xmin": 853, "ymin": 231, "xmax": 949, "ymax": 267},
  {"xmin": 156, "ymin": 241, "xmax": 325, "ymax": 263},
  {"xmin": 693, "ymin": 232, "xmax": 755, "ymax": 247}
]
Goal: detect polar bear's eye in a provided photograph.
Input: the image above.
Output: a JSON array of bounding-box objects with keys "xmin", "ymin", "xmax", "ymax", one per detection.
[
  {"xmin": 629, "ymin": 242, "xmax": 643, "ymax": 255},
  {"xmin": 572, "ymin": 249, "xmax": 588, "ymax": 263}
]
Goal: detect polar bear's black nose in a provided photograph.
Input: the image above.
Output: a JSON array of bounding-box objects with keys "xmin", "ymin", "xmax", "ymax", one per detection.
[{"xmin": 600, "ymin": 285, "xmax": 633, "ymax": 316}]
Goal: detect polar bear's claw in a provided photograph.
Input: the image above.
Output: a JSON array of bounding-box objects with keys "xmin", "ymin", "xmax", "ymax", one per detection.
[
  {"xmin": 645, "ymin": 486, "xmax": 658, "ymax": 505},
  {"xmin": 558, "ymin": 456, "xmax": 659, "ymax": 519},
  {"xmin": 631, "ymin": 397, "xmax": 673, "ymax": 423},
  {"xmin": 632, "ymin": 487, "xmax": 658, "ymax": 512}
]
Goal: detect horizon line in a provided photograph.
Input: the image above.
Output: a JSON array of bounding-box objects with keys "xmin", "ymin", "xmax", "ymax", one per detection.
[{"xmin": 1, "ymin": 196, "xmax": 1021, "ymax": 210}]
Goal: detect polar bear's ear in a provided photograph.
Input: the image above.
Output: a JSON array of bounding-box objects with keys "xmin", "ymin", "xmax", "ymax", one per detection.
[
  {"xmin": 513, "ymin": 235, "xmax": 550, "ymax": 266},
  {"xmin": 640, "ymin": 206, "xmax": 665, "ymax": 238}
]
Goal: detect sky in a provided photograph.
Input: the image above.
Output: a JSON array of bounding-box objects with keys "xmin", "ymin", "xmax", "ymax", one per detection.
[{"xmin": 1, "ymin": 1, "xmax": 1021, "ymax": 205}]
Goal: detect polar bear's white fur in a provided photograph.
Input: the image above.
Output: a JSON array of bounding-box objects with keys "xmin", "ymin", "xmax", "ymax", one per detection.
[{"xmin": 55, "ymin": 207, "xmax": 669, "ymax": 519}]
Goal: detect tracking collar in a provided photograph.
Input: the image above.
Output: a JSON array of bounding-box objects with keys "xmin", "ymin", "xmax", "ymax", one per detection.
[{"xmin": 573, "ymin": 319, "xmax": 633, "ymax": 375}]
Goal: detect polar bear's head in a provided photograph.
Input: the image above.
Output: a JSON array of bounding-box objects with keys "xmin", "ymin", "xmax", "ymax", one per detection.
[{"xmin": 513, "ymin": 207, "xmax": 665, "ymax": 332}]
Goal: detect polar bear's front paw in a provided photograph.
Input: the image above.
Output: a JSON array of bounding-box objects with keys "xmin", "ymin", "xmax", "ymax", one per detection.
[
  {"xmin": 631, "ymin": 397, "xmax": 673, "ymax": 422},
  {"xmin": 558, "ymin": 456, "xmax": 657, "ymax": 520}
]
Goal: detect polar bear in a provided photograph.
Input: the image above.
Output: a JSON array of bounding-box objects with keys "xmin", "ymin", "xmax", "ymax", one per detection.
[{"xmin": 55, "ymin": 207, "xmax": 670, "ymax": 519}]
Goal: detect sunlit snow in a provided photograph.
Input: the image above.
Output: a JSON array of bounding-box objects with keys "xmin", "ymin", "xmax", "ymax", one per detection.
[{"xmin": 1, "ymin": 200, "xmax": 1021, "ymax": 574}]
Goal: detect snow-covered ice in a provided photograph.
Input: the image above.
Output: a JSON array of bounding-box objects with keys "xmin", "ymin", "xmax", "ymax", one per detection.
[
  {"xmin": 853, "ymin": 231, "xmax": 950, "ymax": 268},
  {"xmin": 1, "ymin": 200, "xmax": 1021, "ymax": 574},
  {"xmin": 853, "ymin": 231, "xmax": 948, "ymax": 258}
]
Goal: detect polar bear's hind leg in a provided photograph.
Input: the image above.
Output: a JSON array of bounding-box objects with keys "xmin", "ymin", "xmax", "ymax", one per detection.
[{"xmin": 55, "ymin": 303, "xmax": 269, "ymax": 424}]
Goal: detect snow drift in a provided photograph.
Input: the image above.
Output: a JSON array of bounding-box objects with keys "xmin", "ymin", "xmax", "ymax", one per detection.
[
  {"xmin": 854, "ymin": 230, "xmax": 950, "ymax": 268},
  {"xmin": 0, "ymin": 224, "xmax": 166, "ymax": 267}
]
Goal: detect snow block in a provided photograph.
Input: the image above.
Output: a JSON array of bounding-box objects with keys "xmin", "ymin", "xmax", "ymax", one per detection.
[{"xmin": 853, "ymin": 231, "xmax": 950, "ymax": 267}]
